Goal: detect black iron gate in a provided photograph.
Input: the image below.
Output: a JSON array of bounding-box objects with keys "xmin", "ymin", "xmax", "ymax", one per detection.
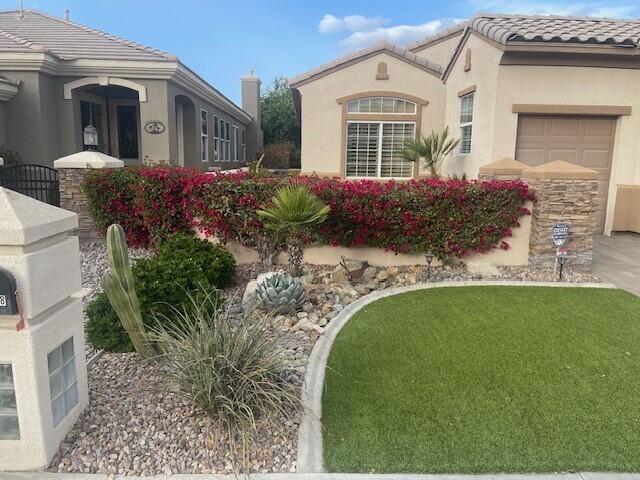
[{"xmin": 0, "ymin": 164, "xmax": 60, "ymax": 206}]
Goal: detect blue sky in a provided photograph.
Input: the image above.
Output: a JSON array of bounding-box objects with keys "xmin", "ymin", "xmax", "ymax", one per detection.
[{"xmin": 2, "ymin": 0, "xmax": 639, "ymax": 104}]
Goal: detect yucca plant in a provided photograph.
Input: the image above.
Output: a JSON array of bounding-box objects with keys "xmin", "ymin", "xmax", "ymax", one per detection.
[
  {"xmin": 148, "ymin": 288, "xmax": 299, "ymax": 470},
  {"xmin": 257, "ymin": 184, "xmax": 330, "ymax": 276},
  {"xmin": 402, "ymin": 126, "xmax": 460, "ymax": 178},
  {"xmin": 102, "ymin": 224, "xmax": 153, "ymax": 358}
]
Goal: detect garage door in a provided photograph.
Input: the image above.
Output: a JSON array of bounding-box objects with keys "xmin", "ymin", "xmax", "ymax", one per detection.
[{"xmin": 515, "ymin": 115, "xmax": 616, "ymax": 233}]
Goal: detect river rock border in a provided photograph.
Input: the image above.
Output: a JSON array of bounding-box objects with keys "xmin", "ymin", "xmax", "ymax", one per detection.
[{"xmin": 296, "ymin": 280, "xmax": 618, "ymax": 473}]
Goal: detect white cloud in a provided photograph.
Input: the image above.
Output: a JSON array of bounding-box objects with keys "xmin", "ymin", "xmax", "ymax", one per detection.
[
  {"xmin": 339, "ymin": 18, "xmax": 465, "ymax": 50},
  {"xmin": 468, "ymin": 0, "xmax": 639, "ymax": 18},
  {"xmin": 318, "ymin": 14, "xmax": 387, "ymax": 34}
]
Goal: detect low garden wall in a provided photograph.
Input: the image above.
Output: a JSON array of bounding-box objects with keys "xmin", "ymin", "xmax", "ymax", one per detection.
[
  {"xmin": 78, "ymin": 165, "xmax": 535, "ymax": 265},
  {"xmin": 56, "ymin": 155, "xmax": 599, "ymax": 270}
]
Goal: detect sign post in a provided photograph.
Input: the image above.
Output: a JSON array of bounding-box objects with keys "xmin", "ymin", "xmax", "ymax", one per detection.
[{"xmin": 552, "ymin": 223, "xmax": 570, "ymax": 277}]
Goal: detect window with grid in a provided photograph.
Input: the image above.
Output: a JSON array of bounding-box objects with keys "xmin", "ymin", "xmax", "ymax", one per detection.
[
  {"xmin": 347, "ymin": 97, "xmax": 416, "ymax": 114},
  {"xmin": 232, "ymin": 125, "xmax": 238, "ymax": 161},
  {"xmin": 200, "ymin": 109, "xmax": 209, "ymax": 162},
  {"xmin": 459, "ymin": 93, "xmax": 474, "ymax": 154},
  {"xmin": 346, "ymin": 122, "xmax": 415, "ymax": 178},
  {"xmin": 48, "ymin": 338, "xmax": 78, "ymax": 426},
  {"xmin": 0, "ymin": 364, "xmax": 19, "ymax": 440}
]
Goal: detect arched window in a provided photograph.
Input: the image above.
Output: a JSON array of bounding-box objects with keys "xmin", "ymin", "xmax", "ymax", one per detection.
[{"xmin": 346, "ymin": 96, "xmax": 416, "ymax": 114}]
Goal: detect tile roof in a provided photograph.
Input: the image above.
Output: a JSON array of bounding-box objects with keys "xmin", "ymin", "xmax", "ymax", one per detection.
[
  {"xmin": 470, "ymin": 13, "xmax": 640, "ymax": 47},
  {"xmin": 289, "ymin": 41, "xmax": 443, "ymax": 87},
  {"xmin": 407, "ymin": 23, "xmax": 468, "ymax": 52},
  {"xmin": 0, "ymin": 10, "xmax": 173, "ymax": 60}
]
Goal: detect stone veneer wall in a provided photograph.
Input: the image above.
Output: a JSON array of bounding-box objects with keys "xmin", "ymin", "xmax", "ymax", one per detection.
[
  {"xmin": 58, "ymin": 168, "xmax": 103, "ymax": 241},
  {"xmin": 54, "ymin": 152, "xmax": 124, "ymax": 242},
  {"xmin": 479, "ymin": 158, "xmax": 599, "ymax": 271},
  {"xmin": 525, "ymin": 175, "xmax": 598, "ymax": 270}
]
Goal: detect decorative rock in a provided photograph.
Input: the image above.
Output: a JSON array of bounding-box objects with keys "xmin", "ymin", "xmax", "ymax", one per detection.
[
  {"xmin": 241, "ymin": 271, "xmax": 281, "ymax": 314},
  {"xmin": 360, "ymin": 266, "xmax": 378, "ymax": 283},
  {"xmin": 376, "ymin": 270, "xmax": 390, "ymax": 281}
]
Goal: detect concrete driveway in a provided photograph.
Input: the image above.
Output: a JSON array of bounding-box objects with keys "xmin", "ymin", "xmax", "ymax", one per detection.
[{"xmin": 593, "ymin": 233, "xmax": 640, "ymax": 296}]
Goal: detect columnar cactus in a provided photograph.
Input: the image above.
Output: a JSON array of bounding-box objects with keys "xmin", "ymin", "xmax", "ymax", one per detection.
[
  {"xmin": 102, "ymin": 224, "xmax": 152, "ymax": 358},
  {"xmin": 256, "ymin": 273, "xmax": 307, "ymax": 313}
]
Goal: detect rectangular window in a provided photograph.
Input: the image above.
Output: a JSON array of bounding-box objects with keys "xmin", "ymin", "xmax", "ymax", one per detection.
[
  {"xmin": 213, "ymin": 115, "xmax": 219, "ymax": 161},
  {"xmin": 201, "ymin": 109, "xmax": 209, "ymax": 162},
  {"xmin": 241, "ymin": 129, "xmax": 246, "ymax": 161},
  {"xmin": 48, "ymin": 338, "xmax": 78, "ymax": 426},
  {"xmin": 459, "ymin": 93, "xmax": 474, "ymax": 154},
  {"xmin": 0, "ymin": 364, "xmax": 19, "ymax": 440},
  {"xmin": 232, "ymin": 126, "xmax": 239, "ymax": 161},
  {"xmin": 225, "ymin": 121, "xmax": 230, "ymax": 162},
  {"xmin": 345, "ymin": 121, "xmax": 415, "ymax": 178}
]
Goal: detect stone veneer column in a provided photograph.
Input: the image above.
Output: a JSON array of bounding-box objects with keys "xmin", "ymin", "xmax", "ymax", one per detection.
[
  {"xmin": 54, "ymin": 151, "xmax": 124, "ymax": 242},
  {"xmin": 477, "ymin": 157, "xmax": 528, "ymax": 181},
  {"xmin": 522, "ymin": 160, "xmax": 599, "ymax": 270}
]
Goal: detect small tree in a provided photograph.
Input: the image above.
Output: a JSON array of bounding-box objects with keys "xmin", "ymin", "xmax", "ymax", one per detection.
[
  {"xmin": 257, "ymin": 185, "xmax": 329, "ymax": 276},
  {"xmin": 260, "ymin": 76, "xmax": 300, "ymax": 147},
  {"xmin": 402, "ymin": 127, "xmax": 460, "ymax": 178}
]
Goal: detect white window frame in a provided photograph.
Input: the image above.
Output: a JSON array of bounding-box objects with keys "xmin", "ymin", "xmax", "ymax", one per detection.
[
  {"xmin": 459, "ymin": 93, "xmax": 474, "ymax": 154},
  {"xmin": 200, "ymin": 109, "xmax": 209, "ymax": 162},
  {"xmin": 232, "ymin": 125, "xmax": 238, "ymax": 161},
  {"xmin": 213, "ymin": 115, "xmax": 219, "ymax": 162},
  {"xmin": 347, "ymin": 96, "xmax": 417, "ymax": 115},
  {"xmin": 241, "ymin": 129, "xmax": 246, "ymax": 162},
  {"xmin": 47, "ymin": 338, "xmax": 78, "ymax": 427},
  {"xmin": 345, "ymin": 120, "xmax": 416, "ymax": 180},
  {"xmin": 225, "ymin": 121, "xmax": 231, "ymax": 162}
]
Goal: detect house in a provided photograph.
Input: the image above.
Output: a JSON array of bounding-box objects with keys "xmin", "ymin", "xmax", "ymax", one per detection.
[
  {"xmin": 0, "ymin": 9, "xmax": 262, "ymax": 170},
  {"xmin": 289, "ymin": 14, "xmax": 640, "ymax": 234}
]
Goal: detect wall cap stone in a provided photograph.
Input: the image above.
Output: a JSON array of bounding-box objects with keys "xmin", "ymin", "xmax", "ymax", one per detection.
[
  {"xmin": 479, "ymin": 157, "xmax": 529, "ymax": 176},
  {"xmin": 54, "ymin": 151, "xmax": 124, "ymax": 169},
  {"xmin": 0, "ymin": 188, "xmax": 78, "ymax": 246},
  {"xmin": 522, "ymin": 160, "xmax": 598, "ymax": 180}
]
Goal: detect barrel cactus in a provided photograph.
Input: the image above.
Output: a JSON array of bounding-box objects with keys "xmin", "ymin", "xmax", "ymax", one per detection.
[{"xmin": 256, "ymin": 273, "xmax": 307, "ymax": 313}]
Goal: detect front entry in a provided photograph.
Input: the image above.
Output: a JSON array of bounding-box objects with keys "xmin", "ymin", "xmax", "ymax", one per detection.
[
  {"xmin": 75, "ymin": 85, "xmax": 141, "ymax": 163},
  {"xmin": 515, "ymin": 115, "xmax": 616, "ymax": 233}
]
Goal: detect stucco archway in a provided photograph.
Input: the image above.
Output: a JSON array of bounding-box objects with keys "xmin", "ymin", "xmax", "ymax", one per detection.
[{"xmin": 63, "ymin": 77, "xmax": 147, "ymax": 102}]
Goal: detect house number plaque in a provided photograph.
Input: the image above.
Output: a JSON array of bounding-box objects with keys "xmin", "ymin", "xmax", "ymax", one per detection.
[
  {"xmin": 0, "ymin": 269, "xmax": 18, "ymax": 316},
  {"xmin": 144, "ymin": 120, "xmax": 166, "ymax": 135}
]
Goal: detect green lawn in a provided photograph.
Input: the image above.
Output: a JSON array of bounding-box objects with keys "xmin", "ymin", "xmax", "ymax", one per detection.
[{"xmin": 323, "ymin": 286, "xmax": 640, "ymax": 473}]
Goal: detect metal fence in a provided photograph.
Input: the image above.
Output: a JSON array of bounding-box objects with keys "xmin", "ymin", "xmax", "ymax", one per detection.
[{"xmin": 0, "ymin": 164, "xmax": 60, "ymax": 206}]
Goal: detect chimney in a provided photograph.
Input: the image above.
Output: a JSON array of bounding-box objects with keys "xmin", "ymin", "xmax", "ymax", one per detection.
[
  {"xmin": 241, "ymin": 70, "xmax": 263, "ymax": 161},
  {"xmin": 65, "ymin": 9, "xmax": 69, "ymax": 21}
]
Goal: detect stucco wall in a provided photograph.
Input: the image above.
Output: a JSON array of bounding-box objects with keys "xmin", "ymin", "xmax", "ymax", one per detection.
[
  {"xmin": 297, "ymin": 52, "xmax": 447, "ymax": 176},
  {"xmin": 0, "ymin": 102, "xmax": 6, "ymax": 146},
  {"xmin": 167, "ymin": 81, "xmax": 249, "ymax": 170},
  {"xmin": 443, "ymin": 33, "xmax": 640, "ymax": 234},
  {"xmin": 2, "ymin": 71, "xmax": 60, "ymax": 165},
  {"xmin": 443, "ymin": 33, "xmax": 502, "ymax": 178},
  {"xmin": 412, "ymin": 33, "xmax": 464, "ymax": 68}
]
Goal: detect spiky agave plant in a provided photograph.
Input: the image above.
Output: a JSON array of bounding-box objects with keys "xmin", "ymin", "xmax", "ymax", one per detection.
[
  {"xmin": 102, "ymin": 224, "xmax": 152, "ymax": 358},
  {"xmin": 256, "ymin": 184, "xmax": 330, "ymax": 276},
  {"xmin": 402, "ymin": 126, "xmax": 460, "ymax": 178}
]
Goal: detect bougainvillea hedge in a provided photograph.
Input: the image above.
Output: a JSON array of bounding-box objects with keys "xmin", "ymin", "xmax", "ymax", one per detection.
[{"xmin": 83, "ymin": 167, "xmax": 535, "ymax": 260}]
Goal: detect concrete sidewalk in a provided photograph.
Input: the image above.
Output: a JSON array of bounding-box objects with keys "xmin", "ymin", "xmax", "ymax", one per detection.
[{"xmin": 3, "ymin": 472, "xmax": 640, "ymax": 480}]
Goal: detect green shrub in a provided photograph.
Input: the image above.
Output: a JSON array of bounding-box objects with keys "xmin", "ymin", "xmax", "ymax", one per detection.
[
  {"xmin": 86, "ymin": 292, "xmax": 133, "ymax": 352},
  {"xmin": 86, "ymin": 235, "xmax": 236, "ymax": 352}
]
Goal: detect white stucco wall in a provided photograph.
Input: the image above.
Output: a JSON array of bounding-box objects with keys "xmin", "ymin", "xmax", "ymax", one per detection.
[{"xmin": 297, "ymin": 52, "xmax": 447, "ymax": 176}]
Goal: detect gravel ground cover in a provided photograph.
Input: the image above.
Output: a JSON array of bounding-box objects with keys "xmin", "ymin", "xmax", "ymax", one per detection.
[{"xmin": 49, "ymin": 242, "xmax": 600, "ymax": 475}]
